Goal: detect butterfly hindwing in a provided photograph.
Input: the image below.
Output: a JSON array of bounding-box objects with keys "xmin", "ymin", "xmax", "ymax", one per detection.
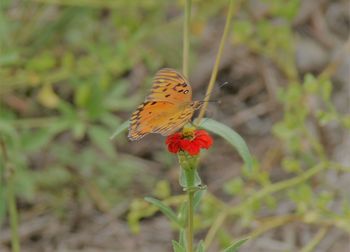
[{"xmin": 128, "ymin": 100, "xmax": 195, "ymax": 141}]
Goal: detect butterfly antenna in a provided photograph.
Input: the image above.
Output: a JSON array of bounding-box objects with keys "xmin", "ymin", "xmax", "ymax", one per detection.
[
  {"xmin": 219, "ymin": 81, "xmax": 230, "ymax": 88},
  {"xmin": 201, "ymin": 81, "xmax": 231, "ymax": 100},
  {"xmin": 199, "ymin": 99, "xmax": 220, "ymax": 104}
]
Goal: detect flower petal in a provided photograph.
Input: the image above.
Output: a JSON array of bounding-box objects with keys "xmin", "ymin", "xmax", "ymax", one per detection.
[
  {"xmin": 165, "ymin": 129, "xmax": 212, "ymax": 155},
  {"xmin": 194, "ymin": 131, "xmax": 213, "ymax": 149}
]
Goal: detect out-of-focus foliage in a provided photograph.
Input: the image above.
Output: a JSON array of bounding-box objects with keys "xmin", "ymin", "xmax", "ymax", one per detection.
[
  {"xmin": 125, "ymin": 0, "xmax": 350, "ymax": 251},
  {"xmin": 1, "ymin": 0, "xmax": 349, "ymax": 251},
  {"xmin": 0, "ymin": 0, "xmax": 234, "ymax": 225},
  {"xmin": 0, "ymin": 0, "xmax": 190, "ymax": 223}
]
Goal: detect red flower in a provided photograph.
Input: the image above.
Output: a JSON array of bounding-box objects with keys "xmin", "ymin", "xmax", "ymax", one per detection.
[{"xmin": 166, "ymin": 129, "xmax": 213, "ymax": 156}]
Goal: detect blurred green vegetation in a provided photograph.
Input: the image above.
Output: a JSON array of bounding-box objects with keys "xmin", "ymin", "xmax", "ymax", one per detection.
[
  {"xmin": 1, "ymin": 0, "xmax": 349, "ymax": 251},
  {"xmin": 0, "ymin": 0, "xmax": 177, "ymax": 220},
  {"xmin": 0, "ymin": 0, "xmax": 234, "ymax": 223}
]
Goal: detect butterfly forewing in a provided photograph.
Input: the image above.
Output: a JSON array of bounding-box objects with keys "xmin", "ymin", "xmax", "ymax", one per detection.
[
  {"xmin": 128, "ymin": 68, "xmax": 199, "ymax": 141},
  {"xmin": 146, "ymin": 68, "xmax": 192, "ymax": 103}
]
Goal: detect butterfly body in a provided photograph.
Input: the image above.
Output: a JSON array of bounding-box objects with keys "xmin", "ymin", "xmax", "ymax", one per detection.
[{"xmin": 128, "ymin": 68, "xmax": 201, "ymax": 141}]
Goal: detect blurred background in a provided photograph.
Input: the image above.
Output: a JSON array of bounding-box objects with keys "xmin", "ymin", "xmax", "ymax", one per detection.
[{"xmin": 0, "ymin": 0, "xmax": 349, "ymax": 251}]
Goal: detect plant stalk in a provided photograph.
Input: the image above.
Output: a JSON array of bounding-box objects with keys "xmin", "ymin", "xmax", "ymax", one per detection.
[
  {"xmin": 8, "ymin": 168, "xmax": 20, "ymax": 252},
  {"xmin": 183, "ymin": 0, "xmax": 191, "ymax": 78},
  {"xmin": 184, "ymin": 167, "xmax": 196, "ymax": 252},
  {"xmin": 187, "ymin": 191, "xmax": 194, "ymax": 252},
  {"xmin": 0, "ymin": 138, "xmax": 20, "ymax": 252},
  {"xmin": 196, "ymin": 0, "xmax": 236, "ymax": 124},
  {"xmin": 300, "ymin": 227, "xmax": 328, "ymax": 252},
  {"xmin": 204, "ymin": 162, "xmax": 326, "ymax": 249},
  {"xmin": 182, "ymin": 1, "xmax": 194, "ymax": 247}
]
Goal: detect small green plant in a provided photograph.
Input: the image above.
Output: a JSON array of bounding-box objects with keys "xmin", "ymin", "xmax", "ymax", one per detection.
[
  {"xmin": 112, "ymin": 1, "xmax": 252, "ymax": 251},
  {"xmin": 114, "ymin": 1, "xmax": 349, "ymax": 252}
]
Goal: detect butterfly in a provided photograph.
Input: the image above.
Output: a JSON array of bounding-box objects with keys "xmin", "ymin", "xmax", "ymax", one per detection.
[{"xmin": 128, "ymin": 68, "xmax": 202, "ymax": 141}]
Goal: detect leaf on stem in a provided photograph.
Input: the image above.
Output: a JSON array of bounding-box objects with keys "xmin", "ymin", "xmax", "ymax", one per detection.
[
  {"xmin": 110, "ymin": 120, "xmax": 130, "ymax": 139},
  {"xmin": 199, "ymin": 118, "xmax": 253, "ymax": 172},
  {"xmin": 196, "ymin": 240, "xmax": 205, "ymax": 252},
  {"xmin": 177, "ymin": 202, "xmax": 188, "ymax": 227},
  {"xmin": 222, "ymin": 238, "xmax": 249, "ymax": 252},
  {"xmin": 172, "ymin": 240, "xmax": 186, "ymax": 252},
  {"xmin": 194, "ymin": 189, "xmax": 205, "ymax": 210},
  {"xmin": 144, "ymin": 196, "xmax": 183, "ymax": 228},
  {"xmin": 179, "ymin": 229, "xmax": 187, "ymax": 248}
]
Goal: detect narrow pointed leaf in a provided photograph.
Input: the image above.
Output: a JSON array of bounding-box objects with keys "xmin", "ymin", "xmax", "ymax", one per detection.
[
  {"xmin": 194, "ymin": 189, "xmax": 206, "ymax": 210},
  {"xmin": 179, "ymin": 229, "xmax": 187, "ymax": 248},
  {"xmin": 172, "ymin": 240, "xmax": 186, "ymax": 252},
  {"xmin": 197, "ymin": 240, "xmax": 205, "ymax": 252},
  {"xmin": 110, "ymin": 120, "xmax": 129, "ymax": 139},
  {"xmin": 177, "ymin": 202, "xmax": 188, "ymax": 228},
  {"xmin": 222, "ymin": 238, "xmax": 249, "ymax": 252},
  {"xmin": 199, "ymin": 118, "xmax": 252, "ymax": 172},
  {"xmin": 144, "ymin": 196, "xmax": 182, "ymax": 227}
]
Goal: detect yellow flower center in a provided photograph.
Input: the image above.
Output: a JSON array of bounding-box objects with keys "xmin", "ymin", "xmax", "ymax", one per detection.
[{"xmin": 182, "ymin": 124, "xmax": 196, "ymax": 139}]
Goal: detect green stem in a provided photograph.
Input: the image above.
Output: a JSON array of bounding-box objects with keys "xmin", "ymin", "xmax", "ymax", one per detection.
[
  {"xmin": 183, "ymin": 0, "xmax": 191, "ymax": 78},
  {"xmin": 187, "ymin": 190, "xmax": 194, "ymax": 252},
  {"xmin": 300, "ymin": 227, "xmax": 328, "ymax": 252},
  {"xmin": 204, "ymin": 162, "xmax": 326, "ymax": 249},
  {"xmin": 184, "ymin": 168, "xmax": 196, "ymax": 252},
  {"xmin": 0, "ymin": 138, "xmax": 20, "ymax": 252},
  {"xmin": 232, "ymin": 163, "xmax": 326, "ymax": 214},
  {"xmin": 8, "ymin": 169, "xmax": 20, "ymax": 252},
  {"xmin": 196, "ymin": 0, "xmax": 237, "ymax": 123}
]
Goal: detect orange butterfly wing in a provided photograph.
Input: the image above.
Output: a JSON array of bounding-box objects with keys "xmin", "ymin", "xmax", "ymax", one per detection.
[
  {"xmin": 128, "ymin": 101, "xmax": 195, "ymax": 141},
  {"xmin": 128, "ymin": 68, "xmax": 200, "ymax": 141},
  {"xmin": 146, "ymin": 68, "xmax": 193, "ymax": 103}
]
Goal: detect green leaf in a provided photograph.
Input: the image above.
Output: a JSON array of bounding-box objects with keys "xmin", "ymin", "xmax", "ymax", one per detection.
[
  {"xmin": 179, "ymin": 167, "xmax": 202, "ymax": 188},
  {"xmin": 172, "ymin": 240, "xmax": 186, "ymax": 252},
  {"xmin": 320, "ymin": 79, "xmax": 332, "ymax": 101},
  {"xmin": 222, "ymin": 238, "xmax": 249, "ymax": 252},
  {"xmin": 194, "ymin": 189, "xmax": 205, "ymax": 210},
  {"xmin": 26, "ymin": 51, "xmax": 56, "ymax": 72},
  {"xmin": 197, "ymin": 240, "xmax": 205, "ymax": 252},
  {"xmin": 0, "ymin": 51, "xmax": 19, "ymax": 65},
  {"xmin": 100, "ymin": 112, "xmax": 121, "ymax": 130},
  {"xmin": 144, "ymin": 196, "xmax": 183, "ymax": 228},
  {"xmin": 88, "ymin": 125, "xmax": 115, "ymax": 157},
  {"xmin": 110, "ymin": 120, "xmax": 130, "ymax": 139},
  {"xmin": 21, "ymin": 128, "xmax": 56, "ymax": 152},
  {"xmin": 179, "ymin": 229, "xmax": 187, "ymax": 248},
  {"xmin": 223, "ymin": 178, "xmax": 244, "ymax": 196},
  {"xmin": 177, "ymin": 202, "xmax": 187, "ymax": 227},
  {"xmin": 0, "ymin": 167, "xmax": 6, "ymax": 225},
  {"xmin": 75, "ymin": 84, "xmax": 91, "ymax": 107},
  {"xmin": 177, "ymin": 189, "xmax": 205, "ymax": 228},
  {"xmin": 199, "ymin": 118, "xmax": 253, "ymax": 172},
  {"xmin": 303, "ymin": 74, "xmax": 318, "ymax": 93}
]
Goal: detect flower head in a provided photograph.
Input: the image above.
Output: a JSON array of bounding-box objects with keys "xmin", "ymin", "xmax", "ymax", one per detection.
[{"xmin": 166, "ymin": 128, "xmax": 213, "ymax": 156}]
